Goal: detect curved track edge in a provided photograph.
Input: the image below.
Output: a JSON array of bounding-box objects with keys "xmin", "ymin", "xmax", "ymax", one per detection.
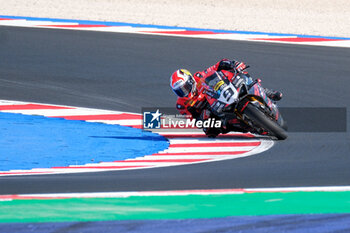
[{"xmin": 0, "ymin": 99, "xmax": 274, "ymax": 176}]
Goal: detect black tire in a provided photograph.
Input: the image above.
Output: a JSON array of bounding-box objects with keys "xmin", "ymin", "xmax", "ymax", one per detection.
[{"xmin": 244, "ymin": 103, "xmax": 288, "ymax": 140}]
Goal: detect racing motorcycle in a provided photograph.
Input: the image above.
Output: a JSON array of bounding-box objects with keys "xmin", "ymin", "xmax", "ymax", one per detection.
[{"xmin": 198, "ymin": 68, "xmax": 287, "ymax": 140}]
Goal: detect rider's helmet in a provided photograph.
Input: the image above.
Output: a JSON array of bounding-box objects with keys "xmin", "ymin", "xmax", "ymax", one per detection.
[{"xmin": 170, "ymin": 69, "xmax": 196, "ymax": 98}]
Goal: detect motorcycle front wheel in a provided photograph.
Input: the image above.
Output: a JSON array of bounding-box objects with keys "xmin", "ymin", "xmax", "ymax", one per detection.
[{"xmin": 244, "ymin": 103, "xmax": 288, "ymax": 140}]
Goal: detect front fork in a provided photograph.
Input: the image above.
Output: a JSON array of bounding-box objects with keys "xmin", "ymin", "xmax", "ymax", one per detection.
[{"xmin": 234, "ymin": 97, "xmax": 270, "ymax": 134}]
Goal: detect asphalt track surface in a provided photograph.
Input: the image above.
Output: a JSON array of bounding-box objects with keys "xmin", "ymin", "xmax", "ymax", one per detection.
[{"xmin": 0, "ymin": 26, "xmax": 349, "ymax": 194}]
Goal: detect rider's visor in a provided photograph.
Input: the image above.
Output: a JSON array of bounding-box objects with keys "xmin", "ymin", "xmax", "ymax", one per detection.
[{"xmin": 174, "ymin": 77, "xmax": 193, "ymax": 97}]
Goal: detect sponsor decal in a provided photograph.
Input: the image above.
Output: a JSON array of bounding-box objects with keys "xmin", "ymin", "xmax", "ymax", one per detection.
[{"xmin": 214, "ymin": 80, "xmax": 225, "ymax": 91}]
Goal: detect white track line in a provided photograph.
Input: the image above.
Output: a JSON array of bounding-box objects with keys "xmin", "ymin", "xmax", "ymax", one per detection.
[
  {"xmin": 0, "ymin": 17, "xmax": 349, "ymax": 48},
  {"xmin": 1, "ymin": 186, "xmax": 350, "ymax": 200}
]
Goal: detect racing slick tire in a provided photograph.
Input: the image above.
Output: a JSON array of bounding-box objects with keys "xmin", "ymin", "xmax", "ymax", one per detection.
[{"xmin": 244, "ymin": 103, "xmax": 288, "ymax": 140}]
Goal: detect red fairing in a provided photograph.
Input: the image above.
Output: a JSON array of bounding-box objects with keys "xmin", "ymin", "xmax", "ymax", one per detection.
[
  {"xmin": 176, "ymin": 96, "xmax": 192, "ymax": 116},
  {"xmin": 220, "ymin": 70, "xmax": 236, "ymax": 82},
  {"xmin": 175, "ymin": 59, "xmax": 230, "ymax": 117},
  {"xmin": 176, "ymin": 91, "xmax": 206, "ymax": 118}
]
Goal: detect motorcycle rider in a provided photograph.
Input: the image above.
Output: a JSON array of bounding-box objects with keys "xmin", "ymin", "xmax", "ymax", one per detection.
[{"xmin": 170, "ymin": 59, "xmax": 282, "ymax": 137}]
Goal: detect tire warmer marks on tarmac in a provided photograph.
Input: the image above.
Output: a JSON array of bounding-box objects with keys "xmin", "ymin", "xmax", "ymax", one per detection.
[{"xmin": 0, "ymin": 100, "xmax": 274, "ymax": 176}]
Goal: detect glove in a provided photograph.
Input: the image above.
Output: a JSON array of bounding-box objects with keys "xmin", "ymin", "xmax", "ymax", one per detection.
[
  {"xmin": 218, "ymin": 59, "xmax": 248, "ymax": 72},
  {"xmin": 234, "ymin": 61, "xmax": 248, "ymax": 72},
  {"xmin": 217, "ymin": 60, "xmax": 234, "ymax": 71}
]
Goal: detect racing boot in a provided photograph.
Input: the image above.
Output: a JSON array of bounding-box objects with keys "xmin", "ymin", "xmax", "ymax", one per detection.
[
  {"xmin": 203, "ymin": 127, "xmax": 221, "ymax": 138},
  {"xmin": 264, "ymin": 88, "xmax": 283, "ymax": 101},
  {"xmin": 221, "ymin": 119, "xmax": 249, "ymax": 134}
]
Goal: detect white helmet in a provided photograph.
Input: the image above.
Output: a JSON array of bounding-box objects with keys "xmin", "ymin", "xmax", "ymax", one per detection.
[{"xmin": 170, "ymin": 69, "xmax": 196, "ymax": 97}]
